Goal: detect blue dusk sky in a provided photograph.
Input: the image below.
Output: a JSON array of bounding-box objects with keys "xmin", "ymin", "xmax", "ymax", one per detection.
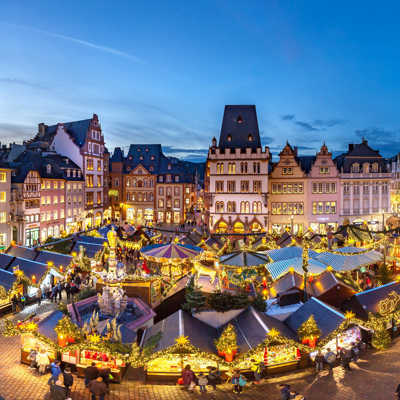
[{"xmin": 1, "ymin": 1, "xmax": 400, "ymax": 162}]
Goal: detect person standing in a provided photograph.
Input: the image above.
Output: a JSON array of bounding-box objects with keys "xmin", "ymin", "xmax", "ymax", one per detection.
[
  {"xmin": 11, "ymin": 293, "xmax": 18, "ymax": 313},
  {"xmin": 206, "ymin": 366, "xmax": 219, "ymax": 391},
  {"xmin": 198, "ymin": 372, "xmax": 208, "ymax": 393},
  {"xmin": 279, "ymin": 384, "xmax": 291, "ymax": 400},
  {"xmin": 88, "ymin": 376, "xmax": 108, "ymax": 400},
  {"xmin": 85, "ymin": 362, "xmax": 99, "ymax": 387},
  {"xmin": 324, "ymin": 348, "xmax": 336, "ymax": 371},
  {"xmin": 49, "ymin": 378, "xmax": 67, "ymax": 400},
  {"xmin": 65, "ymin": 282, "xmax": 71, "ymax": 301},
  {"xmin": 182, "ymin": 364, "xmax": 196, "ymax": 392},
  {"xmin": 339, "ymin": 348, "xmax": 352, "ymax": 371},
  {"xmin": 250, "ymin": 358, "xmax": 264, "ymax": 384},
  {"xmin": 231, "ymin": 370, "xmax": 246, "ymax": 394},
  {"xmin": 36, "ymin": 348, "xmax": 50, "ymax": 375},
  {"xmin": 396, "ymin": 383, "xmax": 400, "ymax": 399},
  {"xmin": 63, "ymin": 367, "xmax": 73, "ymax": 399},
  {"xmin": 37, "ymin": 287, "xmax": 42, "ymax": 306},
  {"xmin": 314, "ymin": 350, "xmax": 325, "ymax": 373},
  {"xmin": 28, "ymin": 347, "xmax": 38, "ymax": 370},
  {"xmin": 48, "ymin": 360, "xmax": 62, "ymax": 385}
]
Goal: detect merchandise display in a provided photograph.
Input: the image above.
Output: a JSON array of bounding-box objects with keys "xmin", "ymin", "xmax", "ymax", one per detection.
[{"xmin": 20, "ymin": 333, "xmax": 56, "ymax": 365}]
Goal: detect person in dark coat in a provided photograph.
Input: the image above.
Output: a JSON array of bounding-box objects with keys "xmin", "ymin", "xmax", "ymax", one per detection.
[
  {"xmin": 206, "ymin": 366, "xmax": 220, "ymax": 391},
  {"xmin": 50, "ymin": 378, "xmax": 67, "ymax": 400},
  {"xmin": 181, "ymin": 364, "xmax": 196, "ymax": 392},
  {"xmin": 98, "ymin": 367, "xmax": 111, "ymax": 389},
  {"xmin": 85, "ymin": 362, "xmax": 99, "ymax": 387},
  {"xmin": 339, "ymin": 348, "xmax": 352, "ymax": 371},
  {"xmin": 88, "ymin": 376, "xmax": 107, "ymax": 400},
  {"xmin": 279, "ymin": 383, "xmax": 291, "ymax": 400},
  {"xmin": 63, "ymin": 367, "xmax": 73, "ymax": 398}
]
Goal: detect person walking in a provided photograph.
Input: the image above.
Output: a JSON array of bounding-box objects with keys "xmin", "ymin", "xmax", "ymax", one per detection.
[
  {"xmin": 339, "ymin": 348, "xmax": 352, "ymax": 371},
  {"xmin": 36, "ymin": 348, "xmax": 50, "ymax": 375},
  {"xmin": 88, "ymin": 376, "xmax": 108, "ymax": 400},
  {"xmin": 182, "ymin": 364, "xmax": 196, "ymax": 392},
  {"xmin": 85, "ymin": 362, "xmax": 99, "ymax": 387},
  {"xmin": 351, "ymin": 342, "xmax": 360, "ymax": 363},
  {"xmin": 279, "ymin": 384, "xmax": 291, "ymax": 400},
  {"xmin": 48, "ymin": 360, "xmax": 62, "ymax": 385},
  {"xmin": 49, "ymin": 378, "xmax": 67, "ymax": 400},
  {"xmin": 28, "ymin": 347, "xmax": 38, "ymax": 370},
  {"xmin": 198, "ymin": 372, "xmax": 208, "ymax": 393},
  {"xmin": 250, "ymin": 358, "xmax": 264, "ymax": 384},
  {"xmin": 11, "ymin": 293, "xmax": 18, "ymax": 313},
  {"xmin": 314, "ymin": 350, "xmax": 325, "ymax": 373},
  {"xmin": 37, "ymin": 287, "xmax": 42, "ymax": 306},
  {"xmin": 63, "ymin": 367, "xmax": 73, "ymax": 399},
  {"xmin": 395, "ymin": 383, "xmax": 400, "ymax": 399},
  {"xmin": 324, "ymin": 348, "xmax": 336, "ymax": 371}
]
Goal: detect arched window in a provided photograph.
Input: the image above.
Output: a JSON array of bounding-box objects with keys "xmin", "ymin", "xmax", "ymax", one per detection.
[
  {"xmin": 227, "ymin": 201, "xmax": 236, "ymax": 212},
  {"xmin": 216, "ymin": 201, "xmax": 224, "ymax": 213},
  {"xmin": 352, "ymin": 163, "xmax": 360, "ymax": 173},
  {"xmin": 227, "ymin": 134, "xmax": 232, "ymax": 142},
  {"xmin": 248, "ymin": 134, "xmax": 253, "ymax": 142},
  {"xmin": 216, "ymin": 221, "xmax": 228, "ymax": 233},
  {"xmin": 252, "ymin": 201, "xmax": 258, "ymax": 213},
  {"xmin": 233, "ymin": 221, "xmax": 244, "ymax": 234},
  {"xmin": 138, "ymin": 180, "xmax": 143, "ymax": 188},
  {"xmin": 372, "ymin": 162, "xmax": 379, "ymax": 172},
  {"xmin": 126, "ymin": 178, "xmax": 130, "ymax": 187},
  {"xmin": 132, "ymin": 179, "xmax": 137, "ymax": 187},
  {"xmin": 363, "ymin": 163, "xmax": 370, "ymax": 173},
  {"xmin": 245, "ymin": 201, "xmax": 250, "ymax": 213},
  {"xmin": 240, "ymin": 162, "xmax": 248, "ymax": 174}
]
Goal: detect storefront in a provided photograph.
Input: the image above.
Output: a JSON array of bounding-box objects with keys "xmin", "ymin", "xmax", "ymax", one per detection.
[
  {"xmin": 173, "ymin": 210, "xmax": 180, "ymax": 224},
  {"xmin": 94, "ymin": 212, "xmax": 102, "ymax": 227},
  {"xmin": 309, "ymin": 222, "xmax": 338, "ymax": 234},
  {"xmin": 145, "ymin": 208, "xmax": 154, "ymax": 224},
  {"xmin": 25, "ymin": 227, "xmax": 39, "ymax": 247}
]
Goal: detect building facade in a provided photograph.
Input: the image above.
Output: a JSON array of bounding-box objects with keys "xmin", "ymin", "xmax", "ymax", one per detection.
[
  {"xmin": 0, "ymin": 166, "xmax": 12, "ymax": 248},
  {"xmin": 307, "ymin": 144, "xmax": 340, "ymax": 233},
  {"xmin": 335, "ymin": 139, "xmax": 391, "ymax": 230},
  {"xmin": 206, "ymin": 105, "xmax": 270, "ymax": 233}
]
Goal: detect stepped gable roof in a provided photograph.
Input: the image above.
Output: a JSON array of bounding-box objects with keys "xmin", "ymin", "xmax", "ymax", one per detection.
[
  {"xmin": 45, "ymin": 119, "xmax": 91, "ymax": 147},
  {"xmin": 284, "ymin": 297, "xmax": 345, "ymax": 339},
  {"xmin": 0, "ymin": 268, "xmax": 16, "ymax": 291},
  {"xmin": 227, "ymin": 307, "xmax": 296, "ymax": 352},
  {"xmin": 297, "ymin": 155, "xmax": 316, "ymax": 174},
  {"xmin": 218, "ymin": 105, "xmax": 261, "ymax": 149},
  {"xmin": 334, "ymin": 139, "xmax": 387, "ymax": 172},
  {"xmin": 110, "ymin": 147, "xmax": 124, "ymax": 163}
]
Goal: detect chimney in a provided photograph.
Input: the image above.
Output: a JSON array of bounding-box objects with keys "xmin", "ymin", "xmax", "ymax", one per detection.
[
  {"xmin": 349, "ymin": 144, "xmax": 354, "ymax": 151},
  {"xmin": 38, "ymin": 123, "xmax": 46, "ymax": 138}
]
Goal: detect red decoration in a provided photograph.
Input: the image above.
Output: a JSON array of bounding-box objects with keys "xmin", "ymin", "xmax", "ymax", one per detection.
[
  {"xmin": 224, "ymin": 349, "xmax": 237, "ymax": 362},
  {"xmin": 142, "ymin": 259, "xmax": 150, "ymax": 274}
]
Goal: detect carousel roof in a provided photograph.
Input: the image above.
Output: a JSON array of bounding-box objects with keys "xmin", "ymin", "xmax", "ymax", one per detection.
[
  {"xmin": 284, "ymin": 297, "xmax": 345, "ymax": 339},
  {"xmin": 219, "ymin": 251, "xmax": 269, "ymax": 267},
  {"xmin": 266, "ymin": 257, "xmax": 327, "ymax": 281},
  {"xmin": 141, "ymin": 243, "xmax": 202, "ymax": 259}
]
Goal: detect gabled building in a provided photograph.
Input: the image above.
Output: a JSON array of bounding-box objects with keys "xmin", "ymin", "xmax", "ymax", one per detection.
[
  {"xmin": 27, "ymin": 114, "xmax": 105, "ymax": 229},
  {"xmin": 0, "ymin": 163, "xmax": 12, "ymax": 248},
  {"xmin": 334, "ymin": 139, "xmax": 391, "ymax": 229},
  {"xmin": 206, "ymin": 105, "xmax": 270, "ymax": 233}
]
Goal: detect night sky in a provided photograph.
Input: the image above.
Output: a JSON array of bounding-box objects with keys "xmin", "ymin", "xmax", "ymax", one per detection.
[{"xmin": 1, "ymin": 1, "xmax": 400, "ymax": 162}]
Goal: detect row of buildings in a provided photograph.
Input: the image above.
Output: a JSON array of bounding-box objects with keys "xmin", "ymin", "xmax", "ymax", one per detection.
[
  {"xmin": 206, "ymin": 105, "xmax": 397, "ymax": 234},
  {"xmin": 1, "ymin": 104, "xmax": 400, "ymax": 247}
]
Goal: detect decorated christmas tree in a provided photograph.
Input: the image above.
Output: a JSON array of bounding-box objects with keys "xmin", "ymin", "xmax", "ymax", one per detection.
[
  {"xmin": 128, "ymin": 342, "xmax": 143, "ymax": 368},
  {"xmin": 297, "ymin": 315, "xmax": 321, "ymax": 347},
  {"xmin": 182, "ymin": 277, "xmax": 206, "ymax": 312},
  {"xmin": 54, "ymin": 315, "xmax": 83, "ymax": 344},
  {"xmin": 369, "ymin": 313, "xmax": 391, "ymax": 350},
  {"xmin": 214, "ymin": 323, "xmax": 238, "ymax": 361}
]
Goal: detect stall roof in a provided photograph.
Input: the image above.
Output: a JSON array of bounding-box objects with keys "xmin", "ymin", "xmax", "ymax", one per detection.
[
  {"xmin": 265, "ymin": 247, "xmax": 319, "ymax": 262},
  {"xmin": 35, "ymin": 250, "xmax": 72, "ymax": 268},
  {"xmin": 314, "ymin": 250, "xmax": 382, "ymax": 271},
  {"xmin": 220, "ymin": 251, "xmax": 269, "ymax": 267},
  {"xmin": 308, "ymin": 271, "xmax": 356, "ymax": 298},
  {"xmin": 6, "ymin": 246, "xmax": 37, "ymax": 260},
  {"xmin": 142, "ymin": 310, "xmax": 218, "ymax": 354},
  {"xmin": 266, "ymin": 257, "xmax": 326, "ymax": 281},
  {"xmin": 0, "ymin": 268, "xmax": 16, "ymax": 291},
  {"xmin": 269, "ymin": 271, "xmax": 304, "ymax": 296},
  {"xmin": 72, "ymin": 241, "xmax": 102, "ymax": 258},
  {"xmin": 0, "ymin": 253, "xmax": 15, "ymax": 269},
  {"xmin": 38, "ymin": 310, "xmax": 65, "ymax": 341},
  {"xmin": 285, "ymin": 297, "xmax": 345, "ymax": 339},
  {"xmin": 9, "ymin": 257, "xmax": 48, "ymax": 281},
  {"xmin": 227, "ymin": 307, "xmax": 296, "ymax": 352},
  {"xmin": 77, "ymin": 235, "xmax": 106, "ymax": 245},
  {"xmin": 352, "ymin": 281, "xmax": 400, "ymax": 315}
]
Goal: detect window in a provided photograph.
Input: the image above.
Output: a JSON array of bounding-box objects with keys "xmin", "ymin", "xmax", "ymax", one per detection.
[
  {"xmin": 166, "ymin": 174, "xmax": 172, "ymax": 183},
  {"xmin": 87, "ymin": 159, "xmax": 94, "ymax": 170},
  {"xmin": 216, "ymin": 181, "xmax": 224, "ymax": 192},
  {"xmin": 97, "ymin": 160, "xmax": 102, "ymax": 171},
  {"xmin": 159, "ymin": 187, "xmax": 164, "ymax": 195},
  {"xmin": 344, "ymin": 183, "xmax": 350, "ymax": 194},
  {"xmin": 353, "ymin": 184, "xmax": 360, "ymax": 195},
  {"xmin": 215, "ymin": 201, "xmax": 224, "ymax": 212},
  {"xmin": 97, "ymin": 192, "xmax": 101, "ymax": 205},
  {"xmin": 240, "ymin": 181, "xmax": 249, "ymax": 192},
  {"xmin": 227, "ymin": 181, "xmax": 236, "ymax": 193},
  {"xmin": 86, "ymin": 175, "xmax": 94, "ymax": 188},
  {"xmin": 174, "ymin": 187, "xmax": 180, "ymax": 196},
  {"xmin": 252, "ymin": 201, "xmax": 262, "ymax": 213},
  {"xmin": 312, "ymin": 201, "xmax": 336, "ymax": 214},
  {"xmin": 97, "ymin": 176, "xmax": 102, "ymax": 187},
  {"xmin": 60, "ymin": 195, "xmax": 64, "ymax": 203},
  {"xmin": 372, "ymin": 163, "xmax": 379, "ymax": 172},
  {"xmin": 227, "ymin": 201, "xmax": 236, "ymax": 212},
  {"xmin": 217, "ymin": 163, "xmax": 224, "ymax": 174},
  {"xmin": 0, "ymin": 212, "xmax": 6, "ymax": 223},
  {"xmin": 240, "ymin": 201, "xmax": 250, "ymax": 213},
  {"xmin": 53, "ymin": 196, "xmax": 58, "ymax": 204},
  {"xmin": 158, "ymin": 199, "xmax": 164, "ymax": 208},
  {"xmin": 168, "ymin": 164, "xmax": 172, "ymax": 170},
  {"xmin": 174, "ymin": 199, "xmax": 180, "ymax": 208},
  {"xmin": 363, "ymin": 183, "xmax": 369, "ymax": 194},
  {"xmin": 41, "ymin": 181, "xmax": 45, "ymax": 189},
  {"xmin": 320, "ymin": 167, "xmax": 329, "ymax": 174},
  {"xmin": 248, "ymin": 134, "xmax": 253, "ymax": 142},
  {"xmin": 282, "ymin": 167, "xmax": 293, "ymax": 175},
  {"xmin": 0, "ymin": 192, "xmax": 5, "ymax": 202},
  {"xmin": 228, "ymin": 163, "xmax": 236, "ymax": 174},
  {"xmin": 86, "ymin": 192, "xmax": 94, "ymax": 206},
  {"xmin": 227, "ymin": 134, "xmax": 232, "ymax": 142},
  {"xmin": 46, "ymin": 181, "xmax": 51, "ymax": 189},
  {"xmin": 382, "ymin": 182, "xmax": 388, "ymax": 194},
  {"xmin": 253, "ymin": 181, "xmax": 262, "ymax": 193},
  {"xmin": 41, "ymin": 196, "xmax": 45, "ymax": 205},
  {"xmin": 53, "ymin": 210, "xmax": 58, "ymax": 220},
  {"xmin": 272, "ymin": 202, "xmax": 304, "ymax": 215},
  {"xmin": 0, "ymin": 172, "xmax": 6, "ymax": 182},
  {"xmin": 240, "ymin": 162, "xmax": 248, "ymax": 174},
  {"xmin": 253, "ymin": 162, "xmax": 260, "ymax": 174},
  {"xmin": 351, "ymin": 163, "xmax": 360, "ymax": 173},
  {"xmin": 53, "ymin": 182, "xmax": 58, "ymax": 189}
]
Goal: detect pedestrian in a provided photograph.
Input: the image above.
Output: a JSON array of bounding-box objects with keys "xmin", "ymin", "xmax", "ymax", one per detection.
[
  {"xmin": 351, "ymin": 342, "xmax": 360, "ymax": 362},
  {"xmin": 198, "ymin": 372, "xmax": 207, "ymax": 393},
  {"xmin": 231, "ymin": 370, "xmax": 246, "ymax": 394},
  {"xmin": 48, "ymin": 360, "xmax": 62, "ymax": 385},
  {"xmin": 206, "ymin": 366, "xmax": 220, "ymax": 391},
  {"xmin": 57, "ymin": 282, "xmax": 63, "ymax": 301},
  {"xmin": 88, "ymin": 376, "xmax": 108, "ymax": 400},
  {"xmin": 37, "ymin": 287, "xmax": 42, "ymax": 306},
  {"xmin": 290, "ymin": 390, "xmax": 305, "ymax": 400},
  {"xmin": 250, "ymin": 358, "xmax": 264, "ymax": 384},
  {"xmin": 324, "ymin": 348, "xmax": 336, "ymax": 370},
  {"xmin": 182, "ymin": 364, "xmax": 196, "ymax": 392},
  {"xmin": 11, "ymin": 293, "xmax": 18, "ymax": 313},
  {"xmin": 20, "ymin": 293, "xmax": 26, "ymax": 309},
  {"xmin": 28, "ymin": 347, "xmax": 38, "ymax": 370},
  {"xmin": 63, "ymin": 367, "xmax": 73, "ymax": 399},
  {"xmin": 65, "ymin": 282, "xmax": 71, "ymax": 301},
  {"xmin": 339, "ymin": 348, "xmax": 352, "ymax": 371},
  {"xmin": 36, "ymin": 348, "xmax": 50, "ymax": 375},
  {"xmin": 279, "ymin": 384, "xmax": 291, "ymax": 400},
  {"xmin": 98, "ymin": 366, "xmax": 112, "ymax": 390},
  {"xmin": 85, "ymin": 362, "xmax": 99, "ymax": 387},
  {"xmin": 49, "ymin": 378, "xmax": 67, "ymax": 400},
  {"xmin": 314, "ymin": 350, "xmax": 325, "ymax": 373},
  {"xmin": 51, "ymin": 285, "xmax": 57, "ymax": 303}
]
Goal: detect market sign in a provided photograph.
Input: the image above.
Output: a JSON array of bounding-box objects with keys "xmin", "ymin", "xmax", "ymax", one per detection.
[{"xmin": 378, "ymin": 291, "xmax": 400, "ymax": 315}]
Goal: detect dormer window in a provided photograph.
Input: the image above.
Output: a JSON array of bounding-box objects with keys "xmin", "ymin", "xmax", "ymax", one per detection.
[
  {"xmin": 151, "ymin": 156, "xmax": 155, "ymax": 160},
  {"xmin": 237, "ymin": 115, "xmax": 243, "ymax": 124},
  {"xmin": 139, "ymin": 156, "xmax": 143, "ymax": 160},
  {"xmin": 46, "ymin": 164, "xmax": 51, "ymax": 174},
  {"xmin": 150, "ymin": 166, "xmax": 154, "ymax": 172},
  {"xmin": 248, "ymin": 134, "xmax": 253, "ymax": 142},
  {"xmin": 159, "ymin": 176, "xmax": 163, "ymax": 182},
  {"xmin": 351, "ymin": 163, "xmax": 360, "ymax": 173},
  {"xmin": 137, "ymin": 148, "xmax": 141, "ymax": 152},
  {"xmin": 175, "ymin": 176, "xmax": 179, "ymax": 182},
  {"xmin": 227, "ymin": 134, "xmax": 232, "ymax": 142},
  {"xmin": 129, "ymin": 156, "xmax": 133, "ymax": 160},
  {"xmin": 168, "ymin": 164, "xmax": 172, "ymax": 170},
  {"xmin": 145, "ymin": 148, "xmax": 149, "ymax": 152}
]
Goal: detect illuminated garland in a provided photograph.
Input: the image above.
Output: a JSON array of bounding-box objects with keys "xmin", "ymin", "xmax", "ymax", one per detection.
[{"xmin": 214, "ymin": 324, "xmax": 238, "ymax": 353}]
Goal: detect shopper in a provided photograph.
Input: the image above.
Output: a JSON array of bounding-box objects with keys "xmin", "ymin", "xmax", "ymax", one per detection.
[
  {"xmin": 198, "ymin": 372, "xmax": 208, "ymax": 393},
  {"xmin": 28, "ymin": 347, "xmax": 38, "ymax": 370},
  {"xmin": 324, "ymin": 348, "xmax": 336, "ymax": 370},
  {"xmin": 314, "ymin": 350, "xmax": 325, "ymax": 373},
  {"xmin": 279, "ymin": 384, "xmax": 291, "ymax": 400},
  {"xmin": 49, "ymin": 378, "xmax": 67, "ymax": 400},
  {"xmin": 85, "ymin": 362, "xmax": 99, "ymax": 387},
  {"xmin": 88, "ymin": 376, "xmax": 108, "ymax": 400},
  {"xmin": 250, "ymin": 358, "xmax": 264, "ymax": 384},
  {"xmin": 182, "ymin": 364, "xmax": 196, "ymax": 392},
  {"xmin": 231, "ymin": 370, "xmax": 246, "ymax": 394},
  {"xmin": 206, "ymin": 366, "xmax": 220, "ymax": 391},
  {"xmin": 340, "ymin": 348, "xmax": 352, "ymax": 371},
  {"xmin": 36, "ymin": 348, "xmax": 50, "ymax": 375},
  {"xmin": 48, "ymin": 360, "xmax": 62, "ymax": 385},
  {"xmin": 63, "ymin": 367, "xmax": 73, "ymax": 399}
]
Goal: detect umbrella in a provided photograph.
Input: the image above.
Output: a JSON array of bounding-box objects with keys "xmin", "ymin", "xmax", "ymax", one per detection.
[
  {"xmin": 141, "ymin": 243, "xmax": 203, "ymax": 260},
  {"xmin": 219, "ymin": 251, "xmax": 270, "ymax": 268}
]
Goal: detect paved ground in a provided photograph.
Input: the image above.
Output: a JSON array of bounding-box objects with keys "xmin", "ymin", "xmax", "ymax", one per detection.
[{"xmin": 0, "ymin": 332, "xmax": 400, "ymax": 400}]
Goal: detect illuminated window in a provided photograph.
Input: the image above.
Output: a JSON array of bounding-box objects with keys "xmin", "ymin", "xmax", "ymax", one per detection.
[{"xmin": 0, "ymin": 172, "xmax": 6, "ymax": 182}]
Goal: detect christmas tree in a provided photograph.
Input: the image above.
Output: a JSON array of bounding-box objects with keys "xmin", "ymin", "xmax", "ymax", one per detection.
[
  {"xmin": 182, "ymin": 278, "xmax": 206, "ymax": 312},
  {"xmin": 54, "ymin": 315, "xmax": 83, "ymax": 342},
  {"xmin": 214, "ymin": 323, "xmax": 238, "ymax": 354},
  {"xmin": 297, "ymin": 315, "xmax": 321, "ymax": 347},
  {"xmin": 128, "ymin": 342, "xmax": 143, "ymax": 367},
  {"xmin": 369, "ymin": 313, "xmax": 391, "ymax": 350}
]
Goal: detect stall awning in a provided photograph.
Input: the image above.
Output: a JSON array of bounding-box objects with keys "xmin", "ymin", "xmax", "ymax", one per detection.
[
  {"xmin": 264, "ymin": 247, "xmax": 319, "ymax": 262},
  {"xmin": 266, "ymin": 257, "xmax": 326, "ymax": 281}
]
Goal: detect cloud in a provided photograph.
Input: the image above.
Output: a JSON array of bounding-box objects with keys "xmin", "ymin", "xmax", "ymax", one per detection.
[
  {"xmin": 281, "ymin": 114, "xmax": 295, "ymax": 121},
  {"xmin": 313, "ymin": 119, "xmax": 346, "ymax": 128},
  {"xmin": 0, "ymin": 77, "xmax": 47, "ymax": 90},
  {"xmin": 3, "ymin": 23, "xmax": 144, "ymax": 63},
  {"xmin": 294, "ymin": 121, "xmax": 319, "ymax": 131},
  {"xmin": 354, "ymin": 127, "xmax": 400, "ymax": 156},
  {"xmin": 0, "ymin": 122, "xmax": 33, "ymax": 142},
  {"xmin": 260, "ymin": 135, "xmax": 274, "ymax": 145}
]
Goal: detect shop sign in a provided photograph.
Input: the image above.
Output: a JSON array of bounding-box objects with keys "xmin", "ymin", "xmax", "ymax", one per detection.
[{"xmin": 378, "ymin": 291, "xmax": 400, "ymax": 315}]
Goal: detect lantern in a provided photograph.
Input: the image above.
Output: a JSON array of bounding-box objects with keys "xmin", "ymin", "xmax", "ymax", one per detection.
[{"xmin": 32, "ymin": 275, "xmax": 36, "ymax": 284}]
